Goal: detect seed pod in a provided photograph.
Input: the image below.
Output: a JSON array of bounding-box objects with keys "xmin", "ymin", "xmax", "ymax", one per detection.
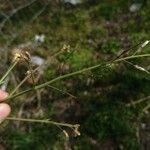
[{"xmin": 12, "ymin": 48, "xmax": 31, "ymax": 63}]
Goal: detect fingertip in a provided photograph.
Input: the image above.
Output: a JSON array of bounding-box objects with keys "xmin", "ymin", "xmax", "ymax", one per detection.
[
  {"xmin": 0, "ymin": 90, "xmax": 8, "ymax": 101},
  {"xmin": 0, "ymin": 103, "xmax": 11, "ymax": 120}
]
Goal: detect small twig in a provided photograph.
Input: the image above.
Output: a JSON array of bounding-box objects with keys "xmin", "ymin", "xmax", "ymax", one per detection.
[
  {"xmin": 36, "ymin": 89, "xmax": 42, "ymax": 109},
  {"xmin": 112, "ymin": 40, "xmax": 146, "ymax": 62},
  {"xmin": 6, "ymin": 117, "xmax": 78, "ymax": 128},
  {"xmin": 0, "ymin": 76, "xmax": 10, "ymax": 91},
  {"xmin": 124, "ymin": 60, "xmax": 150, "ymax": 75},
  {"xmin": 0, "ymin": 81, "xmax": 5, "ymax": 85},
  {"xmin": 0, "ymin": 60, "xmax": 18, "ymax": 84},
  {"xmin": 113, "ymin": 54, "xmax": 150, "ymax": 63},
  {"xmin": 27, "ymin": 61, "xmax": 36, "ymax": 87},
  {"xmin": 142, "ymin": 103, "xmax": 150, "ymax": 114},
  {"xmin": 127, "ymin": 96, "xmax": 150, "ymax": 107},
  {"xmin": 47, "ymin": 85, "xmax": 77, "ymax": 99},
  {"xmin": 132, "ymin": 40, "xmax": 150, "ymax": 56},
  {"xmin": 9, "ymin": 75, "xmax": 29, "ymax": 97}
]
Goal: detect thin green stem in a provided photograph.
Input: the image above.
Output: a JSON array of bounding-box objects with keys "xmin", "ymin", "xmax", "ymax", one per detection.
[
  {"xmin": 6, "ymin": 117, "xmax": 77, "ymax": 128},
  {"xmin": 28, "ymin": 61, "xmax": 36, "ymax": 87},
  {"xmin": 113, "ymin": 54, "xmax": 150, "ymax": 62},
  {"xmin": 127, "ymin": 96, "xmax": 150, "ymax": 107},
  {"xmin": 0, "ymin": 60, "xmax": 18, "ymax": 84},
  {"xmin": 34, "ymin": 54, "xmax": 150, "ymax": 91},
  {"xmin": 143, "ymin": 103, "xmax": 150, "ymax": 113},
  {"xmin": 9, "ymin": 76, "xmax": 29, "ymax": 97},
  {"xmin": 6, "ymin": 54, "xmax": 150, "ymax": 100},
  {"xmin": 0, "ymin": 81, "xmax": 5, "ymax": 85},
  {"xmin": 35, "ymin": 64, "xmax": 103, "ymax": 90},
  {"xmin": 6, "ymin": 64, "xmax": 103, "ymax": 100},
  {"xmin": 47, "ymin": 85, "xmax": 77, "ymax": 99},
  {"xmin": 51, "ymin": 49, "xmax": 65, "ymax": 58},
  {"xmin": 123, "ymin": 60, "xmax": 150, "ymax": 75}
]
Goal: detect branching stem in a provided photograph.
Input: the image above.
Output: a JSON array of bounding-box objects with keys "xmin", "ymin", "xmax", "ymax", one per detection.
[
  {"xmin": 6, "ymin": 54, "xmax": 150, "ymax": 100},
  {"xmin": 6, "ymin": 117, "xmax": 78, "ymax": 128}
]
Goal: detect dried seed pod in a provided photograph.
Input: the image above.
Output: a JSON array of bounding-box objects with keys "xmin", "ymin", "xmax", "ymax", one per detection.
[{"xmin": 12, "ymin": 48, "xmax": 31, "ymax": 63}]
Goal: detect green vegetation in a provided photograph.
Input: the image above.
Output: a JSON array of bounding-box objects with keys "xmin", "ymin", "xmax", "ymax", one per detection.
[{"xmin": 0, "ymin": 0, "xmax": 150, "ymax": 149}]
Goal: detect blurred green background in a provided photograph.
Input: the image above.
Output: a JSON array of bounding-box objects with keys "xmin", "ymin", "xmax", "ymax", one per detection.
[{"xmin": 0, "ymin": 0, "xmax": 150, "ymax": 149}]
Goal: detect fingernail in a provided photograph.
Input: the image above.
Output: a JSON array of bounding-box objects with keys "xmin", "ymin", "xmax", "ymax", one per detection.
[{"xmin": 0, "ymin": 90, "xmax": 8, "ymax": 100}]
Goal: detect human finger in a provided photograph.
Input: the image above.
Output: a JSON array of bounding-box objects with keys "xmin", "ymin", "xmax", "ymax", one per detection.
[
  {"xmin": 0, "ymin": 103, "xmax": 11, "ymax": 121},
  {"xmin": 0, "ymin": 90, "xmax": 8, "ymax": 101}
]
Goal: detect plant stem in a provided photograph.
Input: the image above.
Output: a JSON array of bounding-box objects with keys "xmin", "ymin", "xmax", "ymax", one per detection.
[
  {"xmin": 9, "ymin": 76, "xmax": 29, "ymax": 97},
  {"xmin": 6, "ymin": 54, "xmax": 150, "ymax": 100},
  {"xmin": 47, "ymin": 85, "xmax": 77, "ymax": 99},
  {"xmin": 0, "ymin": 60, "xmax": 18, "ymax": 84},
  {"xmin": 28, "ymin": 61, "xmax": 36, "ymax": 87},
  {"xmin": 127, "ymin": 96, "xmax": 150, "ymax": 107},
  {"xmin": 143, "ymin": 103, "xmax": 150, "ymax": 113},
  {"xmin": 6, "ymin": 117, "xmax": 77, "ymax": 128},
  {"xmin": 113, "ymin": 54, "xmax": 150, "ymax": 62}
]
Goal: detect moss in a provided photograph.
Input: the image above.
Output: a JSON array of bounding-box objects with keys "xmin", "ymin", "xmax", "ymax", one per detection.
[
  {"xmin": 73, "ymin": 134, "xmax": 96, "ymax": 150},
  {"xmin": 5, "ymin": 125, "xmax": 60, "ymax": 150},
  {"xmin": 84, "ymin": 103, "xmax": 138, "ymax": 149},
  {"xmin": 129, "ymin": 32, "xmax": 149, "ymax": 44},
  {"xmin": 67, "ymin": 48, "xmax": 94, "ymax": 70},
  {"xmin": 101, "ymin": 38, "xmax": 122, "ymax": 54},
  {"xmin": 44, "ymin": 68, "xmax": 56, "ymax": 81},
  {"xmin": 94, "ymin": 2, "xmax": 120, "ymax": 20},
  {"xmin": 88, "ymin": 26, "xmax": 107, "ymax": 40}
]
